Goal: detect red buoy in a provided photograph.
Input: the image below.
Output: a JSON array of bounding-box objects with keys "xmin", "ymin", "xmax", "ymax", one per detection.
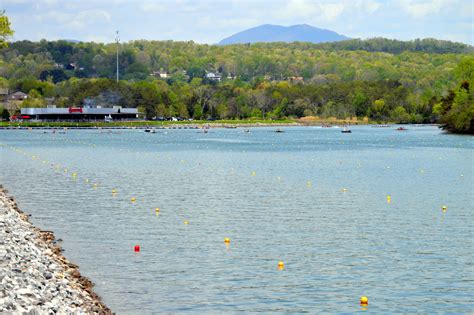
[{"xmin": 134, "ymin": 245, "xmax": 140, "ymax": 252}]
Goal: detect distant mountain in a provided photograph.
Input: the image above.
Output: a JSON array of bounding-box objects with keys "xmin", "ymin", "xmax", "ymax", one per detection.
[
  {"xmin": 218, "ymin": 24, "xmax": 349, "ymax": 45},
  {"xmin": 61, "ymin": 39, "xmax": 81, "ymax": 43}
]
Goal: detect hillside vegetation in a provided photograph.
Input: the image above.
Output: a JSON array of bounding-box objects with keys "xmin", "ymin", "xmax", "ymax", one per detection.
[{"xmin": 0, "ymin": 39, "xmax": 472, "ymax": 131}]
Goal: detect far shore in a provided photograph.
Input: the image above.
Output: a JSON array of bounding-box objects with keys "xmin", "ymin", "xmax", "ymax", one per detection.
[{"xmin": 0, "ymin": 118, "xmax": 416, "ymax": 129}]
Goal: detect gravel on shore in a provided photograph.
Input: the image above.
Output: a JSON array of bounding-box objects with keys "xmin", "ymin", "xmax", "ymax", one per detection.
[{"xmin": 0, "ymin": 185, "xmax": 112, "ymax": 314}]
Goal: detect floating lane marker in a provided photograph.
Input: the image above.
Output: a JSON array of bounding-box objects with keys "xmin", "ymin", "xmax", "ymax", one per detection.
[
  {"xmin": 342, "ymin": 188, "xmax": 347, "ymax": 192},
  {"xmin": 184, "ymin": 220, "xmax": 189, "ymax": 225},
  {"xmin": 224, "ymin": 237, "xmax": 230, "ymax": 245},
  {"xmin": 252, "ymin": 171, "xmax": 256, "ymax": 176},
  {"xmin": 442, "ymin": 205, "xmax": 447, "ymax": 212},
  {"xmin": 386, "ymin": 195, "xmax": 391, "ymax": 203},
  {"xmin": 360, "ymin": 296, "xmax": 368, "ymax": 306},
  {"xmin": 134, "ymin": 245, "xmax": 140, "ymax": 252},
  {"xmin": 131, "ymin": 197, "xmax": 136, "ymax": 202},
  {"xmin": 278, "ymin": 261, "xmax": 285, "ymax": 270}
]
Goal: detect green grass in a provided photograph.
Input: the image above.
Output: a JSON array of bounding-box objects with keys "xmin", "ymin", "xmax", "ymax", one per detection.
[{"xmin": 0, "ymin": 119, "xmax": 296, "ymax": 128}]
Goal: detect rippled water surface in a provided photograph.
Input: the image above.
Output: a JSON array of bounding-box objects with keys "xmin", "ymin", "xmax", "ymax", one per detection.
[{"xmin": 1, "ymin": 125, "xmax": 473, "ymax": 313}]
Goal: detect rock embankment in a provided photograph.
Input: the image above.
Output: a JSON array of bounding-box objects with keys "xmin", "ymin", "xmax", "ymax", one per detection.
[{"xmin": 0, "ymin": 186, "xmax": 112, "ymax": 313}]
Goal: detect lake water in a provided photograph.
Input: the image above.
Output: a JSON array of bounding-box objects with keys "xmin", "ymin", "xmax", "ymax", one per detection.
[{"xmin": 0, "ymin": 125, "xmax": 472, "ymax": 313}]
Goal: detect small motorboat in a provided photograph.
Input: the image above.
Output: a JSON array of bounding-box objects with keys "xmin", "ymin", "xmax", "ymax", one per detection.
[
  {"xmin": 341, "ymin": 127, "xmax": 352, "ymax": 133},
  {"xmin": 396, "ymin": 127, "xmax": 408, "ymax": 131},
  {"xmin": 144, "ymin": 128, "xmax": 156, "ymax": 133},
  {"xmin": 275, "ymin": 128, "xmax": 284, "ymax": 133}
]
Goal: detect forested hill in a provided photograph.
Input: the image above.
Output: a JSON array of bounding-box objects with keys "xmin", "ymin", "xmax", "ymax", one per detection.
[
  {"xmin": 0, "ymin": 38, "xmax": 472, "ymax": 132},
  {"xmin": 312, "ymin": 38, "xmax": 472, "ymax": 54},
  {"xmin": 0, "ymin": 38, "xmax": 470, "ymax": 84}
]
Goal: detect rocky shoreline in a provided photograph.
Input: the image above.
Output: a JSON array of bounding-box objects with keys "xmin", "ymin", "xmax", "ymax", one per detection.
[{"xmin": 0, "ymin": 185, "xmax": 112, "ymax": 314}]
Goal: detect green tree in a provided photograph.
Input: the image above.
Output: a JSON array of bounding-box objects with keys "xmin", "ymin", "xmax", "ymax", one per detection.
[
  {"xmin": 391, "ymin": 106, "xmax": 411, "ymax": 123},
  {"xmin": 0, "ymin": 11, "xmax": 13, "ymax": 48}
]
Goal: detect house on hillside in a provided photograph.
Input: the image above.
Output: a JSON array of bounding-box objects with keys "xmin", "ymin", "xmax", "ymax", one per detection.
[
  {"xmin": 289, "ymin": 76, "xmax": 304, "ymax": 84},
  {"xmin": 206, "ymin": 72, "xmax": 222, "ymax": 82},
  {"xmin": 65, "ymin": 63, "xmax": 79, "ymax": 70},
  {"xmin": 151, "ymin": 70, "xmax": 169, "ymax": 78},
  {"xmin": 8, "ymin": 91, "xmax": 28, "ymax": 101}
]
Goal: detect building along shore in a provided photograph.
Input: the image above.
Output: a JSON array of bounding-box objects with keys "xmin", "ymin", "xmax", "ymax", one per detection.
[{"xmin": 0, "ymin": 186, "xmax": 112, "ymax": 313}]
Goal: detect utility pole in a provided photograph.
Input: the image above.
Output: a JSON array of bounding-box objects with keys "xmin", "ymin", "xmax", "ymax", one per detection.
[{"xmin": 115, "ymin": 30, "xmax": 120, "ymax": 82}]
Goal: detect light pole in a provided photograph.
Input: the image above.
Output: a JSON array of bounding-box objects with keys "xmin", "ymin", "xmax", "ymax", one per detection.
[{"xmin": 115, "ymin": 30, "xmax": 120, "ymax": 82}]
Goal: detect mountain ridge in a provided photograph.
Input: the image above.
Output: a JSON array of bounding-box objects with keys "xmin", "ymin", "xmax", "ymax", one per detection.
[{"xmin": 218, "ymin": 24, "xmax": 349, "ymax": 45}]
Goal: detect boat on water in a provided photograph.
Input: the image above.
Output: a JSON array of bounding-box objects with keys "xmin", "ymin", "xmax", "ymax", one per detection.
[
  {"xmin": 341, "ymin": 127, "xmax": 352, "ymax": 133},
  {"xmin": 275, "ymin": 128, "xmax": 284, "ymax": 133},
  {"xmin": 144, "ymin": 128, "xmax": 156, "ymax": 133},
  {"xmin": 396, "ymin": 127, "xmax": 408, "ymax": 131}
]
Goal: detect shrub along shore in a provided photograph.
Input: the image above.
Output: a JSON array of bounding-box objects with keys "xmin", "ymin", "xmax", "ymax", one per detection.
[{"xmin": 0, "ymin": 186, "xmax": 112, "ymax": 314}]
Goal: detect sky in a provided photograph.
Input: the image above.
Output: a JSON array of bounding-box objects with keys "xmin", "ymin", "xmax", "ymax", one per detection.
[{"xmin": 2, "ymin": 0, "xmax": 473, "ymax": 45}]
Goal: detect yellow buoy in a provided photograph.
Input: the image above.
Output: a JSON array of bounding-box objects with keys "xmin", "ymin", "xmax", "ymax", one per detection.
[
  {"xmin": 307, "ymin": 181, "xmax": 312, "ymax": 186},
  {"xmin": 252, "ymin": 171, "xmax": 256, "ymax": 176},
  {"xmin": 72, "ymin": 172, "xmax": 77, "ymax": 177},
  {"xmin": 184, "ymin": 220, "xmax": 189, "ymax": 225},
  {"xmin": 131, "ymin": 197, "xmax": 136, "ymax": 202},
  {"xmin": 278, "ymin": 261, "xmax": 285, "ymax": 269},
  {"xmin": 387, "ymin": 195, "xmax": 391, "ymax": 203},
  {"xmin": 85, "ymin": 178, "xmax": 89, "ymax": 183},
  {"xmin": 360, "ymin": 296, "xmax": 368, "ymax": 306},
  {"xmin": 342, "ymin": 188, "xmax": 347, "ymax": 192},
  {"xmin": 64, "ymin": 168, "xmax": 68, "ymax": 172},
  {"xmin": 93, "ymin": 183, "xmax": 98, "ymax": 188},
  {"xmin": 112, "ymin": 189, "xmax": 117, "ymax": 194},
  {"xmin": 224, "ymin": 237, "xmax": 230, "ymax": 244},
  {"xmin": 442, "ymin": 206, "xmax": 447, "ymax": 212}
]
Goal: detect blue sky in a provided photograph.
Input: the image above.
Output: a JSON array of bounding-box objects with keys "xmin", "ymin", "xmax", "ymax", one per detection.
[{"xmin": 2, "ymin": 0, "xmax": 473, "ymax": 44}]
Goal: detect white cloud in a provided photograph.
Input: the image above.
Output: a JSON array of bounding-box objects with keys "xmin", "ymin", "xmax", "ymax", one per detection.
[
  {"xmin": 399, "ymin": 0, "xmax": 452, "ymax": 18},
  {"xmin": 139, "ymin": 2, "xmax": 166, "ymax": 13},
  {"xmin": 277, "ymin": 0, "xmax": 345, "ymax": 22},
  {"xmin": 34, "ymin": 9, "xmax": 111, "ymax": 30}
]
